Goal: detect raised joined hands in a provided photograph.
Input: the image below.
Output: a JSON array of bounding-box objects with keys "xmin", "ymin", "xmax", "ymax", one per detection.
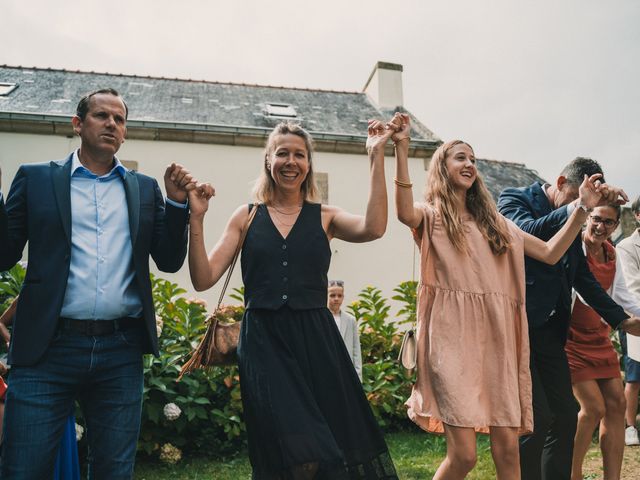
[
  {"xmin": 578, "ymin": 173, "xmax": 605, "ymax": 210},
  {"xmin": 366, "ymin": 119, "xmax": 395, "ymax": 155},
  {"xmin": 187, "ymin": 183, "xmax": 216, "ymax": 218},
  {"xmin": 164, "ymin": 163, "xmax": 198, "ymax": 203},
  {"xmin": 578, "ymin": 173, "xmax": 629, "ymax": 210},
  {"xmin": 387, "ymin": 112, "xmax": 411, "ymax": 144},
  {"xmin": 594, "ymin": 182, "xmax": 628, "ymax": 206}
]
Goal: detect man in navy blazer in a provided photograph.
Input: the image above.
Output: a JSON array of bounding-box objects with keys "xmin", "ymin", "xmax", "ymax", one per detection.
[
  {"xmin": 498, "ymin": 157, "xmax": 640, "ymax": 480},
  {"xmin": 0, "ymin": 89, "xmax": 198, "ymax": 479}
]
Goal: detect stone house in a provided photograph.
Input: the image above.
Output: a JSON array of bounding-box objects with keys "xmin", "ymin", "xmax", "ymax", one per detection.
[{"xmin": 0, "ymin": 62, "xmax": 548, "ymax": 309}]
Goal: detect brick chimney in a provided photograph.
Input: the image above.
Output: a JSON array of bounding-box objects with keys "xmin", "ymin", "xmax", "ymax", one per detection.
[{"xmin": 363, "ymin": 61, "xmax": 404, "ymax": 109}]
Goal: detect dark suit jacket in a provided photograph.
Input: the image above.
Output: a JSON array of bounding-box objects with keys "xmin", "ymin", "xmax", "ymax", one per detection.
[
  {"xmin": 498, "ymin": 182, "xmax": 628, "ymax": 337},
  {"xmin": 0, "ymin": 154, "xmax": 189, "ymax": 366}
]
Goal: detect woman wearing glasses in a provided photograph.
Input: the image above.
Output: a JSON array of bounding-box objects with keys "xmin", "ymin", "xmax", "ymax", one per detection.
[{"xmin": 565, "ymin": 205, "xmax": 640, "ymax": 480}]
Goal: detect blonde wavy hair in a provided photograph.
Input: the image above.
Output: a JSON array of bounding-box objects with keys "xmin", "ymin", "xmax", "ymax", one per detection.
[
  {"xmin": 252, "ymin": 122, "xmax": 320, "ymax": 204},
  {"xmin": 425, "ymin": 140, "xmax": 511, "ymax": 255}
]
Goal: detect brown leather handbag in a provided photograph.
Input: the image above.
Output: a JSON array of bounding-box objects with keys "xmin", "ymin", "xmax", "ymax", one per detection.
[{"xmin": 179, "ymin": 203, "xmax": 259, "ymax": 378}]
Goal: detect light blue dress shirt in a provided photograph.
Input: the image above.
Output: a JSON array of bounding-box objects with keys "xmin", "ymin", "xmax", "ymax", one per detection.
[
  {"xmin": 60, "ymin": 151, "xmax": 143, "ymax": 320},
  {"xmin": 0, "ymin": 151, "xmax": 188, "ymax": 321}
]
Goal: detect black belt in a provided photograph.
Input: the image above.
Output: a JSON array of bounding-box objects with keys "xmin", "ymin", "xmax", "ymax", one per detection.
[{"xmin": 59, "ymin": 317, "xmax": 142, "ymax": 336}]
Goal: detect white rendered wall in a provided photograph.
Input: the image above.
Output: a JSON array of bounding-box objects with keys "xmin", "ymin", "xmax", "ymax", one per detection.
[{"xmin": 0, "ymin": 131, "xmax": 426, "ymax": 314}]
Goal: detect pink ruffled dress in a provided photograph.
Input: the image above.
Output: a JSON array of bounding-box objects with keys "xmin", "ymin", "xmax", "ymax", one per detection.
[{"xmin": 406, "ymin": 205, "xmax": 533, "ymax": 435}]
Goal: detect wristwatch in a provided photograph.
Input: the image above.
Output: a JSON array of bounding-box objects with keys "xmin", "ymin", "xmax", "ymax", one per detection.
[{"xmin": 576, "ymin": 199, "xmax": 593, "ymax": 213}]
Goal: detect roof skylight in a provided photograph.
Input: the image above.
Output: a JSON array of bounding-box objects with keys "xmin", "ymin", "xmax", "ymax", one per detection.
[
  {"xmin": 0, "ymin": 83, "xmax": 18, "ymax": 96},
  {"xmin": 265, "ymin": 103, "xmax": 297, "ymax": 118}
]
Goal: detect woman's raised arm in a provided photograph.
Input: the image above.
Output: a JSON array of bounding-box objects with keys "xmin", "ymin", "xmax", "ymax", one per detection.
[
  {"xmin": 327, "ymin": 120, "xmax": 391, "ymax": 242},
  {"xmin": 187, "ymin": 184, "xmax": 246, "ymax": 291},
  {"xmin": 392, "ymin": 113, "xmax": 422, "ymax": 229}
]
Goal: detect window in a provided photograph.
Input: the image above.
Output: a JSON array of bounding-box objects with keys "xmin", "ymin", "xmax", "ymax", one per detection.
[
  {"xmin": 121, "ymin": 160, "xmax": 139, "ymax": 172},
  {"xmin": 0, "ymin": 83, "xmax": 18, "ymax": 96},
  {"xmin": 265, "ymin": 103, "xmax": 297, "ymax": 118},
  {"xmin": 315, "ymin": 172, "xmax": 328, "ymax": 204}
]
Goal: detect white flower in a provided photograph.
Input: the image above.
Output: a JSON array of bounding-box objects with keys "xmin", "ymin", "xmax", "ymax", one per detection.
[
  {"xmin": 163, "ymin": 402, "xmax": 181, "ymax": 421},
  {"xmin": 155, "ymin": 315, "xmax": 164, "ymax": 338},
  {"xmin": 75, "ymin": 423, "xmax": 84, "ymax": 441},
  {"xmin": 159, "ymin": 443, "xmax": 182, "ymax": 464}
]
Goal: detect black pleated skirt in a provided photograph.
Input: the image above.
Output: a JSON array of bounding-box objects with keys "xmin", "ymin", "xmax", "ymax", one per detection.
[{"xmin": 238, "ymin": 306, "xmax": 398, "ymax": 480}]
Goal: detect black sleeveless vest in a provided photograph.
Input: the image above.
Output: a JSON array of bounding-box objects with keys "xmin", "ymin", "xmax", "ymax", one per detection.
[{"xmin": 241, "ymin": 202, "xmax": 330, "ymax": 310}]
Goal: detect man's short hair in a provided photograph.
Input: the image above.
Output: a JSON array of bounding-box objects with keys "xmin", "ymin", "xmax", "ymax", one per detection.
[
  {"xmin": 560, "ymin": 157, "xmax": 604, "ymax": 185},
  {"xmin": 631, "ymin": 196, "xmax": 640, "ymax": 214},
  {"xmin": 75, "ymin": 88, "xmax": 129, "ymax": 120}
]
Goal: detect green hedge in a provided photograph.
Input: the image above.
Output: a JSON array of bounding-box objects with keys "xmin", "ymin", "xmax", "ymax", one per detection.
[
  {"xmin": 0, "ymin": 267, "xmax": 419, "ymax": 464},
  {"xmin": 141, "ymin": 278, "xmax": 418, "ymax": 462}
]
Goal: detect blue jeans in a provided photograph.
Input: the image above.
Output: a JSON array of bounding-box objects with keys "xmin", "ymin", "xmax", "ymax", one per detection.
[
  {"xmin": 1, "ymin": 325, "xmax": 144, "ymax": 479},
  {"xmin": 619, "ymin": 330, "xmax": 640, "ymax": 383}
]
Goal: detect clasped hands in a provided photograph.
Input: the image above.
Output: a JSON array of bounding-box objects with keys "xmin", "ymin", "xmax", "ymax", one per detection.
[
  {"xmin": 366, "ymin": 112, "xmax": 412, "ymax": 154},
  {"xmin": 621, "ymin": 316, "xmax": 640, "ymax": 337},
  {"xmin": 164, "ymin": 163, "xmax": 215, "ymax": 215},
  {"xmin": 591, "ymin": 180, "xmax": 628, "ymax": 207},
  {"xmin": 577, "ymin": 172, "xmax": 628, "ymax": 211}
]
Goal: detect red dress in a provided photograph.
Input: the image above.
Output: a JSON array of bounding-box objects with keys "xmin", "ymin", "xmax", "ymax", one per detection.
[{"xmin": 565, "ymin": 241, "xmax": 620, "ymax": 383}]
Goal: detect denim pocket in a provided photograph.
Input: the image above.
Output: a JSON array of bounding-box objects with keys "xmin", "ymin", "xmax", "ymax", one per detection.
[{"xmin": 117, "ymin": 327, "xmax": 144, "ymax": 348}]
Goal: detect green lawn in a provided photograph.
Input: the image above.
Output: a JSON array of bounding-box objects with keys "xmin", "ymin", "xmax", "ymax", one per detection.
[
  {"xmin": 385, "ymin": 431, "xmax": 496, "ymax": 479},
  {"xmin": 134, "ymin": 429, "xmax": 498, "ymax": 479}
]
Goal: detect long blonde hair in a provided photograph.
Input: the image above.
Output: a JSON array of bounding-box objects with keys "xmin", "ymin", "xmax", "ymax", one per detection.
[
  {"xmin": 425, "ymin": 140, "xmax": 511, "ymax": 255},
  {"xmin": 252, "ymin": 122, "xmax": 320, "ymax": 204}
]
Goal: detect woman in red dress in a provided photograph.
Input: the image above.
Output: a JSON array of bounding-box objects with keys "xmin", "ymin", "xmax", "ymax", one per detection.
[{"xmin": 565, "ymin": 205, "xmax": 640, "ymax": 480}]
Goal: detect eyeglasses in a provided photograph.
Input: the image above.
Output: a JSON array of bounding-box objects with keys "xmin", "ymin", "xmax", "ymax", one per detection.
[
  {"xmin": 590, "ymin": 215, "xmax": 618, "ymax": 228},
  {"xmin": 328, "ymin": 280, "xmax": 344, "ymax": 287}
]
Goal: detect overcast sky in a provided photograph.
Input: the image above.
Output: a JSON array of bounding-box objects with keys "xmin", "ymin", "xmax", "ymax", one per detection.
[{"xmin": 2, "ymin": 0, "xmax": 639, "ymax": 200}]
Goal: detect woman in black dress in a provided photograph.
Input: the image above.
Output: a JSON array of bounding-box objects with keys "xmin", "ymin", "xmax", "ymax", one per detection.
[{"xmin": 187, "ymin": 120, "xmax": 399, "ymax": 479}]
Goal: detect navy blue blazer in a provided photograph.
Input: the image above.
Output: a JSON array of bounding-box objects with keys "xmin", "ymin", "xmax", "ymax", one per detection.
[
  {"xmin": 0, "ymin": 154, "xmax": 189, "ymax": 366},
  {"xmin": 498, "ymin": 182, "xmax": 628, "ymax": 335}
]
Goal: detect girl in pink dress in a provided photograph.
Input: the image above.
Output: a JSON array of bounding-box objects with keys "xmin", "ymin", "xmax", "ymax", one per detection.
[{"xmin": 390, "ymin": 113, "xmax": 605, "ymax": 479}]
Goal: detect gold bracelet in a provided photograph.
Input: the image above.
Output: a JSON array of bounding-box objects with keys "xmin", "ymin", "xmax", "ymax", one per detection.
[
  {"xmin": 394, "ymin": 178, "xmax": 413, "ymax": 188},
  {"xmin": 393, "ymin": 136, "xmax": 411, "ymax": 147}
]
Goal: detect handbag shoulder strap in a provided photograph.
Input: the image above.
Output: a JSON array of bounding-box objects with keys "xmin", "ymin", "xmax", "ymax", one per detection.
[
  {"xmin": 215, "ymin": 202, "xmax": 259, "ymax": 311},
  {"xmin": 411, "ymin": 205, "xmax": 436, "ymax": 331}
]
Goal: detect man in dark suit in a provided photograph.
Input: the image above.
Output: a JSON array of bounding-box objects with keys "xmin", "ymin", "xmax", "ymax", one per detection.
[
  {"xmin": 0, "ymin": 88, "xmax": 199, "ymax": 478},
  {"xmin": 498, "ymin": 157, "xmax": 640, "ymax": 480}
]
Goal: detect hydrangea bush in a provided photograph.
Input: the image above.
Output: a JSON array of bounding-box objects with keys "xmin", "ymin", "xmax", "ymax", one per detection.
[
  {"xmin": 143, "ymin": 278, "xmax": 420, "ymax": 460},
  {"xmin": 349, "ymin": 283, "xmax": 417, "ymax": 430},
  {"xmin": 0, "ymin": 269, "xmax": 419, "ymax": 463},
  {"xmin": 137, "ymin": 276, "xmax": 246, "ymax": 459}
]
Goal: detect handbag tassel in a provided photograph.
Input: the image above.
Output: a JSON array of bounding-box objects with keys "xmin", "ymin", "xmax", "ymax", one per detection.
[{"xmin": 177, "ymin": 319, "xmax": 215, "ymax": 380}]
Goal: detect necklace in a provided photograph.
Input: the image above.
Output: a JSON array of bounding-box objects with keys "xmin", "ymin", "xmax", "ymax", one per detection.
[
  {"xmin": 271, "ymin": 212, "xmax": 297, "ymax": 227},
  {"xmin": 271, "ymin": 204, "xmax": 303, "ymax": 216}
]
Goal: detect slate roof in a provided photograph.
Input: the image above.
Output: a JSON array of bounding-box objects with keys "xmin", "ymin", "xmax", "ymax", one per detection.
[
  {"xmin": 0, "ymin": 65, "xmax": 546, "ymax": 195},
  {"xmin": 0, "ymin": 65, "xmax": 438, "ymax": 143},
  {"xmin": 476, "ymin": 158, "xmax": 546, "ymax": 201}
]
